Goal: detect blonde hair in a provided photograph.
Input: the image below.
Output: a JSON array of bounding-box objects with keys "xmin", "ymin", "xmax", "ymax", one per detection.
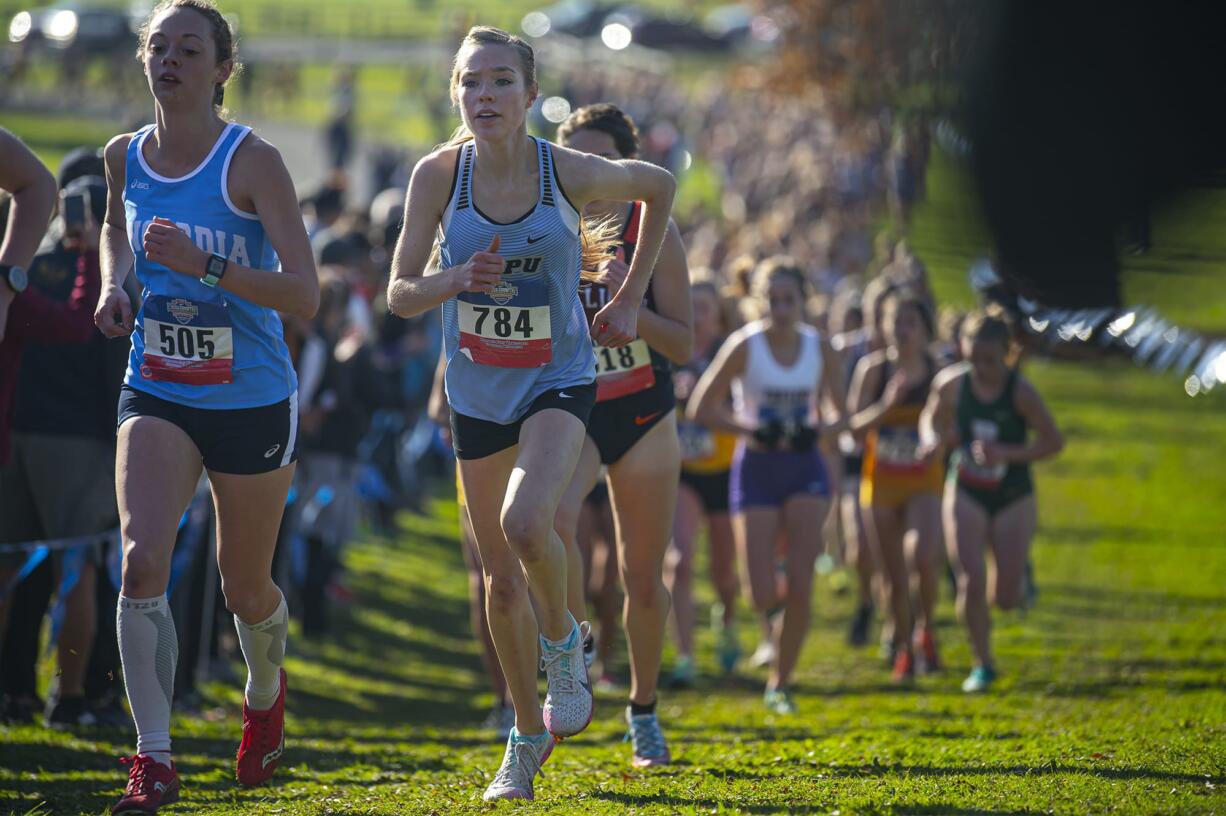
[{"xmin": 442, "ymin": 26, "xmax": 536, "ymax": 149}]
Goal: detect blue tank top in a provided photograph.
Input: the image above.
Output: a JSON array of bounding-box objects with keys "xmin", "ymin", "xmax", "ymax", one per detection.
[
  {"xmin": 439, "ymin": 136, "xmax": 594, "ymax": 425},
  {"xmin": 123, "ymin": 123, "xmax": 297, "ymax": 409}
]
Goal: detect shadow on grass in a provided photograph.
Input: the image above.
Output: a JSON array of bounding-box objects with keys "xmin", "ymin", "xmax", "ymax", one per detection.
[
  {"xmin": 1039, "ymin": 581, "xmax": 1223, "ymax": 610},
  {"xmin": 596, "ymin": 788, "xmax": 1058, "ymax": 815},
  {"xmin": 286, "ymin": 684, "xmax": 486, "ymax": 729},
  {"xmin": 890, "ymin": 806, "xmax": 1048, "ymax": 815},
  {"xmin": 821, "ymin": 762, "xmax": 1224, "ymax": 785},
  {"xmin": 1010, "ymin": 676, "xmax": 1221, "ymax": 698},
  {"xmin": 592, "ymin": 790, "xmax": 826, "ymax": 814}
]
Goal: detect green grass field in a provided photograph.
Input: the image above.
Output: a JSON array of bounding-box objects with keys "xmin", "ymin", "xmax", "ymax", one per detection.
[{"xmin": 2, "ymin": 133, "xmax": 1225, "ymax": 814}]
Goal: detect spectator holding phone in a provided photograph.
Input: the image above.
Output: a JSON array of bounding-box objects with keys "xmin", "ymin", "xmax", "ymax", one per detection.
[
  {"xmin": 0, "ymin": 131, "xmax": 103, "ymax": 723},
  {"xmin": 1, "ymin": 150, "xmax": 130, "ymax": 728}
]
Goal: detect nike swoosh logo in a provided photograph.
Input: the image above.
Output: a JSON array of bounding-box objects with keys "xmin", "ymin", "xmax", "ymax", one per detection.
[
  {"xmin": 526, "ymin": 235, "xmax": 546, "ymax": 244},
  {"xmin": 558, "ymin": 392, "xmax": 574, "ymax": 399},
  {"xmin": 264, "ymin": 444, "xmax": 281, "ymax": 459},
  {"xmin": 634, "ymin": 411, "xmax": 662, "ymax": 426}
]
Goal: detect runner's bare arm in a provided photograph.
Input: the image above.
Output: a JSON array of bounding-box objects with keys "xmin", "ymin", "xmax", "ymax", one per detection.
[
  {"xmin": 96, "ymin": 134, "xmax": 136, "ymax": 337},
  {"xmin": 427, "ymin": 348, "xmax": 450, "ymax": 427},
  {"xmin": 919, "ymin": 365, "xmax": 963, "ymax": 453},
  {"xmin": 553, "ymin": 145, "xmax": 675, "ymax": 346},
  {"xmin": 818, "ymin": 338, "xmax": 848, "ymax": 432},
  {"xmin": 387, "ymin": 150, "xmax": 503, "ymax": 318},
  {"xmin": 1006, "ymin": 377, "xmax": 1065, "ymax": 463},
  {"xmin": 213, "ymin": 136, "xmax": 319, "ymax": 317},
  {"xmin": 632, "ymin": 220, "xmax": 692, "ymax": 364},
  {"xmin": 847, "ymin": 352, "xmax": 892, "ymax": 435},
  {"xmin": 0, "ymin": 127, "xmax": 57, "ymax": 270},
  {"xmin": 687, "ymin": 333, "xmax": 755, "ymax": 437}
]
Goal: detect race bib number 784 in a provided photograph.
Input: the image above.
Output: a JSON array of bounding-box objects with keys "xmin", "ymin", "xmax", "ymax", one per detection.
[{"xmin": 457, "ymin": 279, "xmax": 552, "ymax": 368}]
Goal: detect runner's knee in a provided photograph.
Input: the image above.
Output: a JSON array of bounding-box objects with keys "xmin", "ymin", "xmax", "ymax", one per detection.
[
  {"xmin": 484, "ymin": 570, "xmax": 527, "ymax": 614},
  {"xmin": 500, "ymin": 501, "xmax": 551, "ymax": 560}
]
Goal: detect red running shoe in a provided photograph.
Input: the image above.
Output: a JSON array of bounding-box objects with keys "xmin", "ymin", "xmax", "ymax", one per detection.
[
  {"xmin": 112, "ymin": 754, "xmax": 179, "ymax": 814},
  {"xmin": 236, "ymin": 669, "xmax": 287, "ymax": 786},
  {"xmin": 891, "ymin": 648, "xmax": 916, "ymax": 684},
  {"xmin": 915, "ymin": 627, "xmax": 941, "ymax": 674}
]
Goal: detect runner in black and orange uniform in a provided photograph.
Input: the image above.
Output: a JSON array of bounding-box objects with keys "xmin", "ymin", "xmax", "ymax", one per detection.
[{"xmin": 552, "ymin": 104, "xmax": 692, "ymax": 768}]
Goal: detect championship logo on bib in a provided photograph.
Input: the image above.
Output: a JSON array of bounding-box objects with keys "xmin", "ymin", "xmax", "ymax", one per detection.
[
  {"xmin": 140, "ymin": 295, "xmax": 234, "ymax": 385},
  {"xmin": 874, "ymin": 426, "xmax": 927, "ymax": 476},
  {"xmin": 678, "ymin": 418, "xmax": 716, "ymax": 462},
  {"xmin": 458, "ymin": 277, "xmax": 552, "ymax": 368},
  {"xmin": 594, "ymin": 338, "xmax": 655, "ymax": 401}
]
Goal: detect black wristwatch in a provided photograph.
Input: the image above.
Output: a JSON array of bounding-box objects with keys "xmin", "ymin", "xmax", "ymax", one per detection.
[
  {"xmin": 202, "ymin": 253, "xmax": 227, "ymax": 288},
  {"xmin": 0, "ymin": 264, "xmax": 28, "ymax": 294}
]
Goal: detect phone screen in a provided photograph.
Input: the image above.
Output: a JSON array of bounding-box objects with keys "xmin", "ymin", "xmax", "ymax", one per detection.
[{"xmin": 63, "ymin": 193, "xmax": 87, "ymax": 228}]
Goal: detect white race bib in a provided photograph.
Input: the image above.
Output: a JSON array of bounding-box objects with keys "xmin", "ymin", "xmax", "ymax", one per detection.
[{"xmin": 594, "ymin": 338, "xmax": 655, "ymax": 402}]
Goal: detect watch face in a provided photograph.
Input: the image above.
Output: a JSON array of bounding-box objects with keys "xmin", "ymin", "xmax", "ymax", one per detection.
[{"xmin": 6, "ymin": 265, "xmax": 27, "ymax": 293}]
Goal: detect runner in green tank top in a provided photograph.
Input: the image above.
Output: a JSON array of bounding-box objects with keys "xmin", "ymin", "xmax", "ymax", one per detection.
[
  {"xmin": 951, "ymin": 366, "xmax": 1033, "ymax": 514},
  {"xmin": 919, "ymin": 310, "xmax": 1064, "ymax": 694}
]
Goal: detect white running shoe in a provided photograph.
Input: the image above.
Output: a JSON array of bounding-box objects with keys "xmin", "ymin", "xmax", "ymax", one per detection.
[
  {"xmin": 540, "ymin": 618, "xmax": 593, "ymax": 739},
  {"xmin": 748, "ymin": 640, "xmax": 777, "ymax": 669},
  {"xmin": 482, "ymin": 727, "xmax": 554, "ymax": 801},
  {"xmin": 626, "ymin": 707, "xmax": 672, "ymax": 768},
  {"xmin": 481, "ymin": 703, "xmax": 515, "ymax": 740}
]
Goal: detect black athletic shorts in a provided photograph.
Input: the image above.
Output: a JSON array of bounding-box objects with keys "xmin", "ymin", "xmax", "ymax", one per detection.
[
  {"xmin": 587, "ymin": 375, "xmax": 675, "ymax": 465},
  {"xmin": 843, "ymin": 454, "xmax": 863, "ymax": 479},
  {"xmin": 451, "ymin": 382, "xmax": 597, "ymax": 461},
  {"xmin": 117, "ymin": 384, "xmax": 299, "ymax": 475},
  {"xmin": 680, "ymin": 468, "xmax": 731, "ymax": 514}
]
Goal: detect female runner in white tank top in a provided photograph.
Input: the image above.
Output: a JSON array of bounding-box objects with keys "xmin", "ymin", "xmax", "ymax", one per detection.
[{"xmin": 688, "ymin": 258, "xmax": 845, "ymax": 715}]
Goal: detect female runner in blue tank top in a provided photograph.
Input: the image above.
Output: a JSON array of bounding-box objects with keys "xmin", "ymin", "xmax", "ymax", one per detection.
[
  {"xmin": 93, "ymin": 2, "xmax": 317, "ymax": 812},
  {"xmin": 387, "ymin": 27, "xmax": 676, "ymax": 802}
]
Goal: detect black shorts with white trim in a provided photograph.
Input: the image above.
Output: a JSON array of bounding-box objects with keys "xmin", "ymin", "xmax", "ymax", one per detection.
[
  {"xmin": 117, "ymin": 384, "xmax": 299, "ymax": 475},
  {"xmin": 450, "ymin": 382, "xmax": 597, "ymax": 461}
]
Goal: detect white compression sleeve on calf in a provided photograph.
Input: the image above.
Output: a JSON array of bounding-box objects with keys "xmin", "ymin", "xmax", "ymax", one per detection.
[
  {"xmin": 235, "ymin": 590, "xmax": 288, "ymax": 710},
  {"xmin": 117, "ymin": 594, "xmax": 178, "ymax": 762}
]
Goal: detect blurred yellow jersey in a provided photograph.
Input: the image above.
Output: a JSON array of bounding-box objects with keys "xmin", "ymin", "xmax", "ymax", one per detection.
[{"xmin": 678, "ymin": 408, "xmax": 737, "ymax": 474}]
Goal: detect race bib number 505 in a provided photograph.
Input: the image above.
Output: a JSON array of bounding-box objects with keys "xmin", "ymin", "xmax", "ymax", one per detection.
[
  {"xmin": 458, "ymin": 279, "xmax": 552, "ymax": 368},
  {"xmin": 141, "ymin": 295, "xmax": 234, "ymax": 385}
]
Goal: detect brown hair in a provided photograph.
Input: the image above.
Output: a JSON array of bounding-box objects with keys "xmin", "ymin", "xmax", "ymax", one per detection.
[
  {"xmin": 962, "ymin": 307, "xmax": 1019, "ymax": 365},
  {"xmin": 557, "ymin": 103, "xmax": 640, "ymax": 159},
  {"xmin": 690, "ymin": 275, "xmax": 737, "ymax": 335},
  {"xmin": 137, "ymin": 0, "xmax": 237, "ymax": 109},
  {"xmin": 862, "ymin": 273, "xmax": 898, "ymax": 333},
  {"xmin": 882, "ymin": 287, "xmax": 936, "ymax": 340},
  {"xmin": 752, "ymin": 255, "xmax": 809, "ymax": 304}
]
